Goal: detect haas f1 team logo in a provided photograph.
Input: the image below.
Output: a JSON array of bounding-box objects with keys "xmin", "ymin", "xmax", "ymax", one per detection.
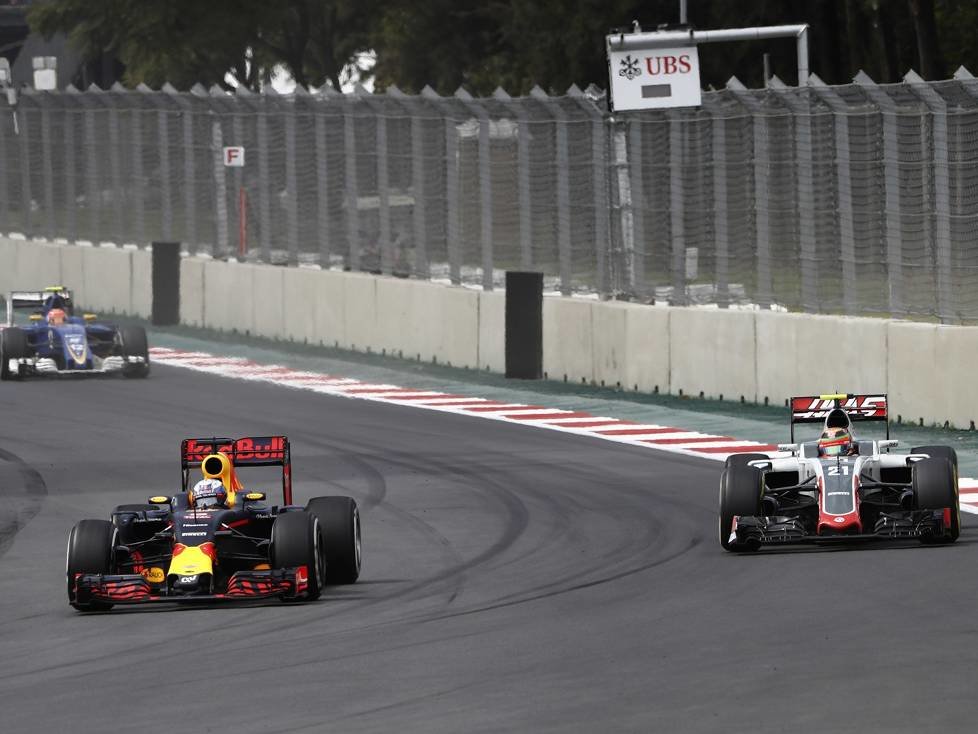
[{"xmin": 791, "ymin": 395, "xmax": 887, "ymax": 421}]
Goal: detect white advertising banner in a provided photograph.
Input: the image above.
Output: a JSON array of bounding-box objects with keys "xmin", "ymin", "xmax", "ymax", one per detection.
[{"xmin": 608, "ymin": 45, "xmax": 702, "ymax": 111}]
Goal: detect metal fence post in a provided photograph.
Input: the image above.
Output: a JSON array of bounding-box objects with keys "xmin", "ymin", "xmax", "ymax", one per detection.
[
  {"xmin": 255, "ymin": 93, "xmax": 273, "ymax": 262},
  {"xmin": 709, "ymin": 101, "xmax": 729, "ymax": 308},
  {"xmin": 905, "ymin": 70, "xmax": 953, "ymax": 322},
  {"xmin": 668, "ymin": 110, "xmax": 687, "ymax": 305},
  {"xmin": 39, "ymin": 95, "xmax": 55, "ymax": 239},
  {"xmin": 427, "ymin": 87, "xmax": 461, "ymax": 285},
  {"xmin": 159, "ymin": 86, "xmax": 177, "ymax": 242},
  {"xmin": 530, "ymin": 87, "xmax": 571, "ymax": 295},
  {"xmin": 457, "ymin": 89, "xmax": 494, "ymax": 290},
  {"xmin": 231, "ymin": 86, "xmax": 249, "ymax": 257},
  {"xmin": 728, "ymin": 78, "xmax": 772, "ymax": 308},
  {"xmin": 770, "ymin": 79, "xmax": 817, "ymax": 312},
  {"xmin": 313, "ymin": 94, "xmax": 331, "ymax": 269},
  {"xmin": 284, "ymin": 93, "xmax": 300, "ymax": 265},
  {"xmin": 406, "ymin": 92, "xmax": 429, "ymax": 278},
  {"xmin": 18, "ymin": 93, "xmax": 32, "ymax": 236},
  {"xmin": 569, "ymin": 86, "xmax": 610, "ymax": 298},
  {"xmin": 107, "ymin": 84, "xmax": 125, "ymax": 244},
  {"xmin": 63, "ymin": 88, "xmax": 79, "ymax": 241},
  {"xmin": 211, "ymin": 119, "xmax": 229, "ymax": 257},
  {"xmin": 810, "ymin": 74, "xmax": 857, "ymax": 314},
  {"xmin": 855, "ymin": 72, "xmax": 903, "ymax": 318},
  {"xmin": 131, "ymin": 89, "xmax": 147, "ymax": 246},
  {"xmin": 343, "ymin": 96, "xmax": 361, "ymax": 271},
  {"xmin": 496, "ymin": 88, "xmax": 533, "ymax": 272},
  {"xmin": 0, "ymin": 95, "xmax": 9, "ymax": 233},
  {"xmin": 626, "ymin": 118, "xmax": 645, "ymax": 298},
  {"xmin": 375, "ymin": 100, "xmax": 392, "ymax": 275}
]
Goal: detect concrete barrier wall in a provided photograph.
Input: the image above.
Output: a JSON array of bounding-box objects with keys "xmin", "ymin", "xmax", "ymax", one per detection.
[
  {"xmin": 8, "ymin": 236, "xmax": 978, "ymax": 427},
  {"xmin": 543, "ymin": 297, "xmax": 593, "ymax": 384},
  {"xmin": 670, "ymin": 308, "xmax": 757, "ymax": 402}
]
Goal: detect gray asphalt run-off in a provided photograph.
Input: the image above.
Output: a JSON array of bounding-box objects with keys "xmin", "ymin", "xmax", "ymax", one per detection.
[{"xmin": 0, "ymin": 359, "xmax": 976, "ymax": 733}]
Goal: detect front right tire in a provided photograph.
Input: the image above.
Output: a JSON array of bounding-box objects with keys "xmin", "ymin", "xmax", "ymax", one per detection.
[
  {"xmin": 271, "ymin": 511, "xmax": 324, "ymax": 600},
  {"xmin": 0, "ymin": 327, "xmax": 28, "ymax": 381},
  {"xmin": 306, "ymin": 496, "xmax": 361, "ymax": 584}
]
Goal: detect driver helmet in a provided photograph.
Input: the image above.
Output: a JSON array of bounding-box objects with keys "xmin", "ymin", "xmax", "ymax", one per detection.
[
  {"xmin": 47, "ymin": 308, "xmax": 67, "ymax": 325},
  {"xmin": 818, "ymin": 427, "xmax": 854, "ymax": 457},
  {"xmin": 190, "ymin": 478, "xmax": 228, "ymax": 509}
]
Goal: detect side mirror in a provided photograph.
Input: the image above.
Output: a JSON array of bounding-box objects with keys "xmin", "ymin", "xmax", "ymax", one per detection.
[
  {"xmin": 879, "ymin": 439, "xmax": 898, "ymax": 451},
  {"xmin": 777, "ymin": 443, "xmax": 798, "ymax": 454},
  {"xmin": 747, "ymin": 460, "xmax": 772, "ymax": 471},
  {"xmin": 148, "ymin": 495, "xmax": 171, "ymax": 505},
  {"xmin": 83, "ymin": 313, "xmax": 97, "ymax": 322},
  {"xmin": 243, "ymin": 492, "xmax": 266, "ymax": 501}
]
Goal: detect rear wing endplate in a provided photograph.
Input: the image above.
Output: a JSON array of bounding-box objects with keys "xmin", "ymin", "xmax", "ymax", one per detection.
[
  {"xmin": 789, "ymin": 393, "xmax": 888, "ymax": 442},
  {"xmin": 180, "ymin": 436, "xmax": 292, "ymax": 504}
]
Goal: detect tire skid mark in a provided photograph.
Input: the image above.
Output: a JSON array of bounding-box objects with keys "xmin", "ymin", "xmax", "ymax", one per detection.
[{"xmin": 0, "ymin": 447, "xmax": 48, "ymax": 559}]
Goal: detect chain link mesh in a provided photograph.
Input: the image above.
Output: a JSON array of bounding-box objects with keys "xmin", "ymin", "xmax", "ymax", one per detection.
[{"xmin": 1, "ymin": 77, "xmax": 977, "ymax": 321}]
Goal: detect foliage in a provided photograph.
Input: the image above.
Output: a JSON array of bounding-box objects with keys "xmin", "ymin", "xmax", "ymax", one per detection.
[{"xmin": 26, "ymin": 0, "xmax": 974, "ymax": 94}]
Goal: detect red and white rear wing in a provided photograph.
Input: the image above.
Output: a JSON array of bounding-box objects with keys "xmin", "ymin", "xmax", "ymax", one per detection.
[{"xmin": 789, "ymin": 394, "xmax": 888, "ymax": 441}]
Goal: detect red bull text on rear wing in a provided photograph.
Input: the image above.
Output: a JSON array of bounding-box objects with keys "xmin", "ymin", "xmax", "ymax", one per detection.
[{"xmin": 180, "ymin": 436, "xmax": 292, "ymax": 504}]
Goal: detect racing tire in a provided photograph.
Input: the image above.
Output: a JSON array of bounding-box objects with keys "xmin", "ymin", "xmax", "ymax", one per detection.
[
  {"xmin": 119, "ymin": 325, "xmax": 150, "ymax": 378},
  {"xmin": 913, "ymin": 457, "xmax": 959, "ymax": 544},
  {"xmin": 911, "ymin": 445, "xmax": 958, "ymax": 471},
  {"xmin": 723, "ymin": 452, "xmax": 769, "ymax": 472},
  {"xmin": 271, "ymin": 511, "xmax": 324, "ymax": 601},
  {"xmin": 719, "ymin": 463, "xmax": 764, "ymax": 552},
  {"xmin": 0, "ymin": 327, "xmax": 28, "ymax": 381},
  {"xmin": 66, "ymin": 519, "xmax": 115, "ymax": 611},
  {"xmin": 306, "ymin": 496, "xmax": 361, "ymax": 584}
]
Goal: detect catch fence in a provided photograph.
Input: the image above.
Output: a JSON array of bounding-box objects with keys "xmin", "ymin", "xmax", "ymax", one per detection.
[{"xmin": 2, "ymin": 70, "xmax": 978, "ymax": 321}]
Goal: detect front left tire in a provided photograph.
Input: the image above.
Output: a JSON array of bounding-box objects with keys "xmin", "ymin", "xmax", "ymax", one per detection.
[{"xmin": 66, "ymin": 519, "xmax": 115, "ymax": 611}]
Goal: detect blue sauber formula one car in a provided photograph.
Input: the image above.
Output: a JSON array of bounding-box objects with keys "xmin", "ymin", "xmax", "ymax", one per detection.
[{"xmin": 0, "ymin": 286, "xmax": 149, "ymax": 380}]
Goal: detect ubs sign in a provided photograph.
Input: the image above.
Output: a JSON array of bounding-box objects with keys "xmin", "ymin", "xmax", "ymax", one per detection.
[{"xmin": 607, "ymin": 44, "xmax": 702, "ymax": 111}]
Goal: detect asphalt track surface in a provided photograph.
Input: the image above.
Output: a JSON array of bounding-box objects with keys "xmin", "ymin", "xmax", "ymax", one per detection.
[{"xmin": 1, "ymin": 365, "xmax": 977, "ymax": 733}]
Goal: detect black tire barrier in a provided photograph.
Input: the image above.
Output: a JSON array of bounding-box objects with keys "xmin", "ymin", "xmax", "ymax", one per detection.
[
  {"xmin": 151, "ymin": 241, "xmax": 181, "ymax": 326},
  {"xmin": 505, "ymin": 271, "xmax": 543, "ymax": 380}
]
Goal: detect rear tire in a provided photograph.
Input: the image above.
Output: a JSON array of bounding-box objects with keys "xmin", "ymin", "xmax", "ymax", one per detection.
[
  {"xmin": 913, "ymin": 457, "xmax": 959, "ymax": 544},
  {"xmin": 719, "ymin": 463, "xmax": 764, "ymax": 552},
  {"xmin": 0, "ymin": 327, "xmax": 28, "ymax": 381},
  {"xmin": 66, "ymin": 519, "xmax": 114, "ymax": 611},
  {"xmin": 271, "ymin": 511, "xmax": 324, "ymax": 600},
  {"xmin": 119, "ymin": 325, "xmax": 150, "ymax": 378},
  {"xmin": 307, "ymin": 496, "xmax": 361, "ymax": 584}
]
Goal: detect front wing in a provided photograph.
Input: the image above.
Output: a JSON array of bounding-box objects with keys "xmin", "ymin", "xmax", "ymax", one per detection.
[
  {"xmin": 73, "ymin": 566, "xmax": 311, "ymax": 606},
  {"xmin": 729, "ymin": 509, "xmax": 953, "ymax": 548}
]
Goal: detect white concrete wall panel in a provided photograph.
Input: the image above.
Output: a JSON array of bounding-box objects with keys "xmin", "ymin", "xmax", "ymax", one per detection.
[
  {"xmin": 251, "ymin": 264, "xmax": 285, "ymax": 340},
  {"xmin": 756, "ymin": 312, "xmax": 887, "ymax": 405},
  {"xmin": 19, "ymin": 240, "xmax": 64, "ymax": 294},
  {"xmin": 934, "ymin": 325, "xmax": 978, "ymax": 429},
  {"xmin": 887, "ymin": 321, "xmax": 937, "ymax": 426},
  {"xmin": 60, "ymin": 245, "xmax": 85, "ymax": 309},
  {"xmin": 81, "ymin": 246, "xmax": 132, "ymax": 314},
  {"xmin": 179, "ymin": 257, "xmax": 205, "ymax": 327},
  {"xmin": 341, "ymin": 272, "xmax": 378, "ymax": 352},
  {"xmin": 0, "ymin": 238, "xmax": 17, "ymax": 298},
  {"xmin": 282, "ymin": 267, "xmax": 321, "ymax": 344},
  {"xmin": 313, "ymin": 270, "xmax": 349, "ymax": 347},
  {"xmin": 374, "ymin": 276, "xmax": 416, "ymax": 358},
  {"xmin": 543, "ymin": 296, "xmax": 593, "ymax": 384},
  {"xmin": 417, "ymin": 283, "xmax": 479, "ymax": 368},
  {"xmin": 670, "ymin": 308, "xmax": 756, "ymax": 401},
  {"xmin": 131, "ymin": 249, "xmax": 152, "ymax": 318},
  {"xmin": 623, "ymin": 303, "xmax": 671, "ymax": 393},
  {"xmin": 203, "ymin": 260, "xmax": 253, "ymax": 333},
  {"xmin": 477, "ymin": 290, "xmax": 505, "ymax": 372}
]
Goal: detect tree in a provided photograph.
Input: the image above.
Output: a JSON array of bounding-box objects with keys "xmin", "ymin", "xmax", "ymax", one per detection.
[{"xmin": 27, "ymin": 0, "xmax": 374, "ymax": 91}]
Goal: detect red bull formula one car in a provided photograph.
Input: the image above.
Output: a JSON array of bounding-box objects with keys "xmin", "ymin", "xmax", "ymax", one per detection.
[
  {"xmin": 719, "ymin": 393, "xmax": 959, "ymax": 551},
  {"xmin": 67, "ymin": 435, "xmax": 361, "ymax": 610}
]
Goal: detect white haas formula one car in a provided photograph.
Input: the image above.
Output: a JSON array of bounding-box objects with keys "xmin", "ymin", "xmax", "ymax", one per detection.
[{"xmin": 720, "ymin": 393, "xmax": 959, "ymax": 551}]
